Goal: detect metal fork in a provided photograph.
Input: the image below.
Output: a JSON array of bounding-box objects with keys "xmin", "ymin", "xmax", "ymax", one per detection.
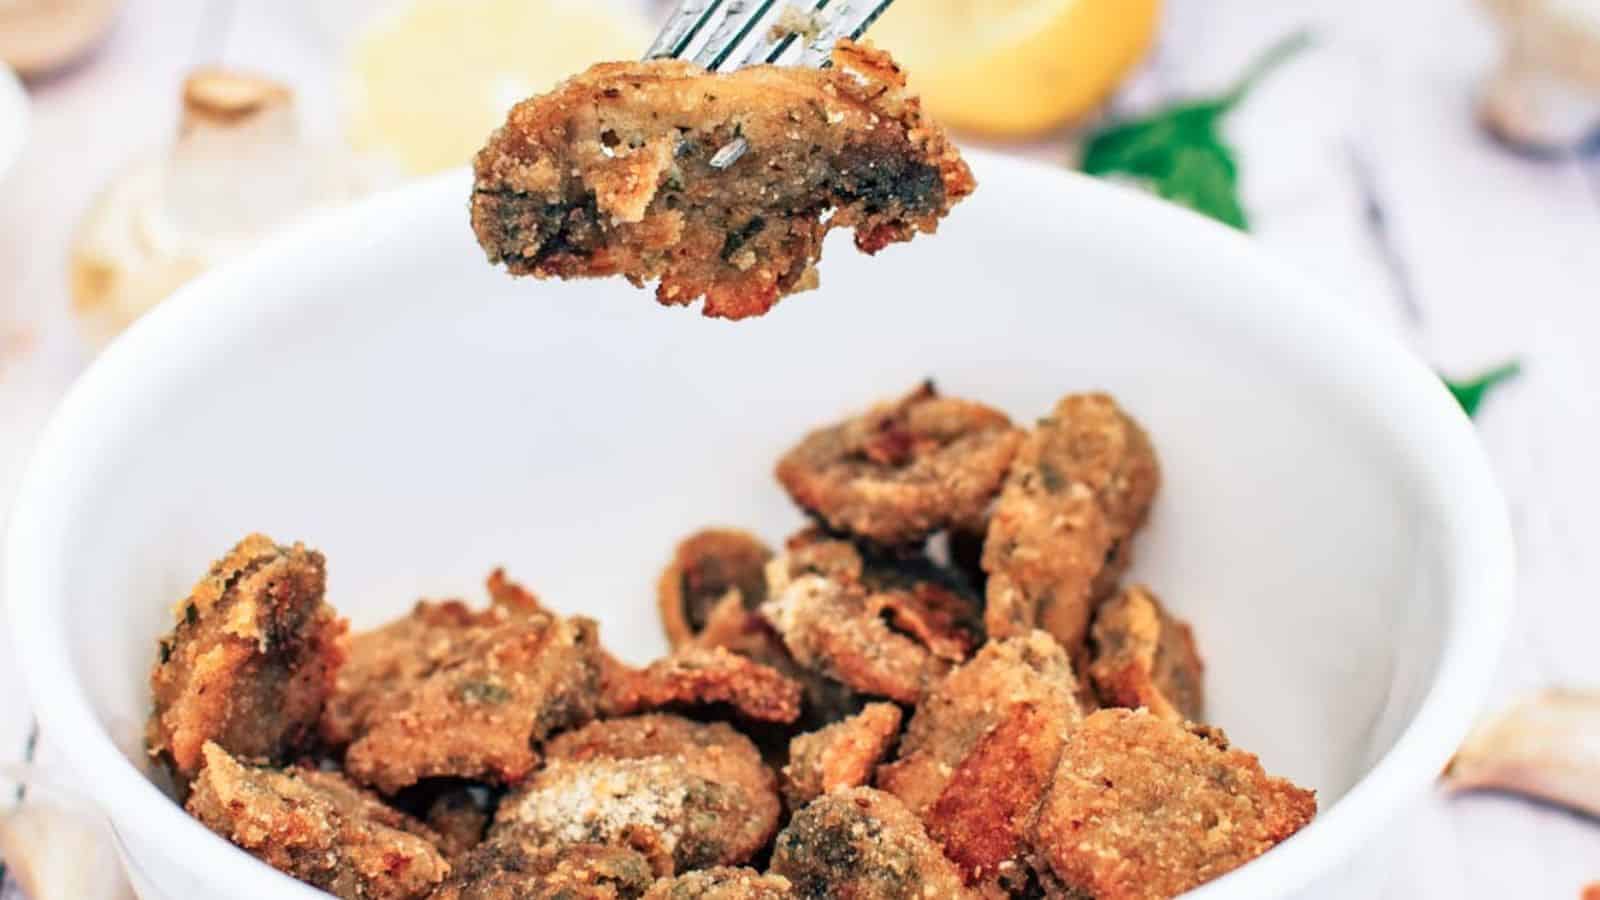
[{"xmin": 644, "ymin": 0, "xmax": 900, "ymax": 166}]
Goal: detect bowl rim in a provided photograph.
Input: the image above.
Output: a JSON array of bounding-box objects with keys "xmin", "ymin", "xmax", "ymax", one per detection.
[{"xmin": 4, "ymin": 150, "xmax": 1514, "ymax": 899}]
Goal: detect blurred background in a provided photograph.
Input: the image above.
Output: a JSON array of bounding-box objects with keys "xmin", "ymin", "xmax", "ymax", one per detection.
[{"xmin": 2, "ymin": 0, "xmax": 1598, "ymax": 897}]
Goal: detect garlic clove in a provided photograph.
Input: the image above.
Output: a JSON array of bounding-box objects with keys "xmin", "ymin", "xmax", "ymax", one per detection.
[
  {"xmin": 1477, "ymin": 0, "xmax": 1600, "ymax": 151},
  {"xmin": 0, "ymin": 764, "xmax": 135, "ymax": 900},
  {"xmin": 68, "ymin": 66, "xmax": 379, "ymax": 349},
  {"xmin": 0, "ymin": 0, "xmax": 122, "ymax": 77},
  {"xmin": 1442, "ymin": 688, "xmax": 1600, "ymax": 817}
]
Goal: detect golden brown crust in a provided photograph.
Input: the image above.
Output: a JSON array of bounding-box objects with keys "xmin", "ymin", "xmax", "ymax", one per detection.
[
  {"xmin": 769, "ymin": 788, "xmax": 977, "ymax": 899},
  {"xmin": 1031, "ymin": 710, "xmax": 1316, "ymax": 900},
  {"xmin": 147, "ymin": 534, "xmax": 347, "ymax": 780},
  {"xmin": 600, "ymin": 645, "xmax": 804, "ymax": 724},
  {"xmin": 495, "ymin": 716, "xmax": 781, "ymax": 874},
  {"xmin": 781, "ymin": 703, "xmax": 902, "ymax": 808},
  {"xmin": 689, "ymin": 592, "xmax": 864, "ymax": 730},
  {"xmin": 1088, "ymin": 585, "xmax": 1205, "ymax": 722},
  {"xmin": 877, "ymin": 632, "xmax": 1082, "ymax": 818},
  {"xmin": 471, "ymin": 42, "xmax": 974, "ymax": 321},
  {"xmin": 776, "ymin": 383, "xmax": 1022, "ymax": 547},
  {"xmin": 760, "ymin": 564, "xmax": 947, "ymax": 705},
  {"xmin": 186, "ymin": 742, "xmax": 450, "ymax": 900},
  {"xmin": 430, "ymin": 829, "xmax": 655, "ymax": 900},
  {"xmin": 642, "ymin": 868, "xmax": 795, "ymax": 899},
  {"xmin": 983, "ymin": 393, "xmax": 1160, "ymax": 657},
  {"xmin": 657, "ymin": 529, "xmax": 774, "ymax": 649},
  {"xmin": 330, "ymin": 575, "xmax": 603, "ymax": 793},
  {"xmin": 924, "ymin": 703, "xmax": 1064, "ymax": 886}
]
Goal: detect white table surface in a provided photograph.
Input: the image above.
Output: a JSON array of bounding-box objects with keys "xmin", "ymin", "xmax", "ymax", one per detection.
[{"xmin": 2, "ymin": 0, "xmax": 1598, "ymax": 897}]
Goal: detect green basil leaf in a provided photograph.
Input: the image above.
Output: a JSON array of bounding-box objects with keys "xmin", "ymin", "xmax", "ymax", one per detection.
[{"xmin": 1442, "ymin": 361, "xmax": 1522, "ymax": 418}]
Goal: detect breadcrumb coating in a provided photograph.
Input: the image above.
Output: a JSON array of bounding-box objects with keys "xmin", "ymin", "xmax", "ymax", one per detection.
[
  {"xmin": 769, "ymin": 788, "xmax": 977, "ymax": 899},
  {"xmin": 781, "ymin": 702, "xmax": 902, "ymax": 808},
  {"xmin": 776, "ymin": 383, "xmax": 1022, "ymax": 547},
  {"xmin": 1031, "ymin": 710, "xmax": 1316, "ymax": 900},
  {"xmin": 642, "ymin": 868, "xmax": 795, "ymax": 899},
  {"xmin": 601, "ymin": 645, "xmax": 804, "ymax": 724},
  {"xmin": 472, "ymin": 42, "xmax": 973, "ymax": 320},
  {"xmin": 983, "ymin": 393, "xmax": 1160, "ymax": 657},
  {"xmin": 495, "ymin": 716, "xmax": 780, "ymax": 874},
  {"xmin": 147, "ymin": 534, "xmax": 347, "ymax": 780},
  {"xmin": 1088, "ymin": 585, "xmax": 1205, "ymax": 722},
  {"xmin": 186, "ymin": 742, "xmax": 449, "ymax": 900},
  {"xmin": 657, "ymin": 529, "xmax": 774, "ymax": 649}
]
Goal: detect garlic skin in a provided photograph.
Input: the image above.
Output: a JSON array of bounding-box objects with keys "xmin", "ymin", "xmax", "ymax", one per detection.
[
  {"xmin": 0, "ymin": 763, "xmax": 135, "ymax": 900},
  {"xmin": 69, "ymin": 67, "xmax": 377, "ymax": 349},
  {"xmin": 0, "ymin": 0, "xmax": 122, "ymax": 77},
  {"xmin": 1442, "ymin": 688, "xmax": 1600, "ymax": 817},
  {"xmin": 1478, "ymin": 0, "xmax": 1600, "ymax": 151}
]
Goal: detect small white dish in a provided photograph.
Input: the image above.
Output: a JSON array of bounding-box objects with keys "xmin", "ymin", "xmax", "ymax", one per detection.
[
  {"xmin": 0, "ymin": 60, "xmax": 28, "ymax": 183},
  {"xmin": 4, "ymin": 151, "xmax": 1513, "ymax": 899}
]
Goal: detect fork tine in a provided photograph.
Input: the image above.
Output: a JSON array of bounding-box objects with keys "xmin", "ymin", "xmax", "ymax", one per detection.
[
  {"xmin": 646, "ymin": 0, "xmax": 730, "ymax": 59},
  {"xmin": 693, "ymin": 0, "xmax": 785, "ymax": 70},
  {"xmin": 796, "ymin": 0, "xmax": 897, "ymax": 67},
  {"xmin": 740, "ymin": 0, "xmax": 833, "ymax": 67}
]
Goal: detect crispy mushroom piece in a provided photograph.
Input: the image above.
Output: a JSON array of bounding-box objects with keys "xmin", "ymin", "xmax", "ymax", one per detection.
[
  {"xmin": 690, "ymin": 591, "xmax": 864, "ymax": 730},
  {"xmin": 185, "ymin": 742, "xmax": 450, "ymax": 900},
  {"xmin": 430, "ymin": 829, "xmax": 656, "ymax": 900},
  {"xmin": 1031, "ymin": 710, "xmax": 1316, "ymax": 900},
  {"xmin": 1088, "ymin": 584, "xmax": 1205, "ymax": 722},
  {"xmin": 781, "ymin": 702, "xmax": 903, "ymax": 808},
  {"xmin": 642, "ymin": 868, "xmax": 795, "ymax": 899},
  {"xmin": 494, "ymin": 715, "xmax": 781, "ymax": 874},
  {"xmin": 471, "ymin": 42, "xmax": 973, "ymax": 321},
  {"xmin": 657, "ymin": 529, "xmax": 774, "ymax": 649},
  {"xmin": 877, "ymin": 631, "xmax": 1082, "ymax": 817},
  {"xmin": 147, "ymin": 534, "xmax": 347, "ymax": 781},
  {"xmin": 776, "ymin": 383, "xmax": 1022, "ymax": 547},
  {"xmin": 760, "ymin": 559, "xmax": 949, "ymax": 705},
  {"xmin": 600, "ymin": 645, "xmax": 804, "ymax": 724},
  {"xmin": 983, "ymin": 393, "xmax": 1160, "ymax": 658},
  {"xmin": 769, "ymin": 788, "xmax": 977, "ymax": 899},
  {"xmin": 328, "ymin": 573, "xmax": 603, "ymax": 794}
]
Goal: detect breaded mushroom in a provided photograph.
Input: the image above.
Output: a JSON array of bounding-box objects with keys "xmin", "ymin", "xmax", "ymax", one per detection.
[
  {"xmin": 776, "ymin": 383, "xmax": 1022, "ymax": 547},
  {"xmin": 331, "ymin": 574, "xmax": 603, "ymax": 794},
  {"xmin": 601, "ymin": 645, "xmax": 803, "ymax": 724},
  {"xmin": 877, "ymin": 631, "xmax": 1082, "ymax": 817},
  {"xmin": 1031, "ymin": 710, "xmax": 1316, "ymax": 900},
  {"xmin": 781, "ymin": 702, "xmax": 902, "ymax": 808},
  {"xmin": 494, "ymin": 716, "xmax": 781, "ymax": 873},
  {"xmin": 760, "ymin": 562, "xmax": 948, "ymax": 705},
  {"xmin": 186, "ymin": 742, "xmax": 450, "ymax": 900},
  {"xmin": 769, "ymin": 788, "xmax": 977, "ymax": 899},
  {"xmin": 322, "ymin": 570, "xmax": 555, "ymax": 748},
  {"xmin": 430, "ymin": 829, "xmax": 655, "ymax": 900},
  {"xmin": 1088, "ymin": 585, "xmax": 1205, "ymax": 722},
  {"xmin": 983, "ymin": 393, "xmax": 1160, "ymax": 657},
  {"xmin": 471, "ymin": 42, "xmax": 974, "ymax": 321},
  {"xmin": 689, "ymin": 591, "xmax": 863, "ymax": 730},
  {"xmin": 642, "ymin": 868, "xmax": 795, "ymax": 899},
  {"xmin": 657, "ymin": 529, "xmax": 774, "ymax": 649},
  {"xmin": 148, "ymin": 534, "xmax": 347, "ymax": 780}
]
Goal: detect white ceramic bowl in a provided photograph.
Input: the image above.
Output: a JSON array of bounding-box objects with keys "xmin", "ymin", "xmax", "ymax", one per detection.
[
  {"xmin": 5, "ymin": 152, "xmax": 1512, "ymax": 899},
  {"xmin": 0, "ymin": 60, "xmax": 28, "ymax": 184}
]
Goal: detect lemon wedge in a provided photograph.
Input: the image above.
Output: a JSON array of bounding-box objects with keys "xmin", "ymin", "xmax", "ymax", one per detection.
[
  {"xmin": 346, "ymin": 0, "xmax": 651, "ymax": 175},
  {"xmin": 869, "ymin": 0, "xmax": 1162, "ymax": 138}
]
